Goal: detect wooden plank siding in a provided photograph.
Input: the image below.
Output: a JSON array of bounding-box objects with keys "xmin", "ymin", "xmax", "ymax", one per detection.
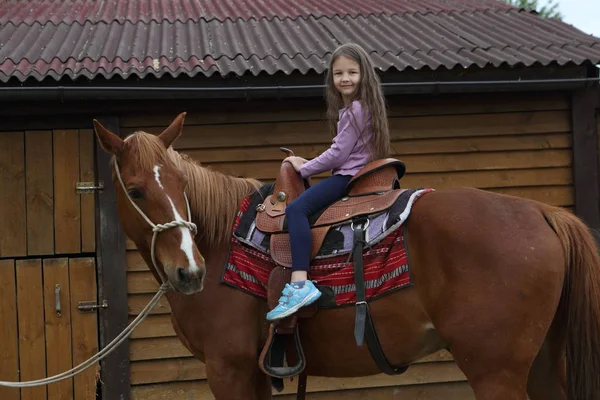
[
  {"xmin": 0, "ymin": 132, "xmax": 26, "ymax": 257},
  {"xmin": 120, "ymin": 92, "xmax": 572, "ymax": 398},
  {"xmin": 0, "ymin": 129, "xmax": 96, "ymax": 259},
  {"xmin": 0, "ymin": 127, "xmax": 100, "ymax": 400},
  {"xmin": 0, "ymin": 257, "xmax": 100, "ymax": 400}
]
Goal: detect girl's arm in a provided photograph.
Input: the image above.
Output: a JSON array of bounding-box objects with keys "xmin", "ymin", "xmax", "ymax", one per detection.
[{"xmin": 299, "ymin": 101, "xmax": 366, "ymax": 178}]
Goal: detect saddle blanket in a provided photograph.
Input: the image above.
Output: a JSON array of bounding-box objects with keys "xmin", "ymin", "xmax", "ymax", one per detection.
[{"xmin": 220, "ymin": 185, "xmax": 434, "ymax": 307}]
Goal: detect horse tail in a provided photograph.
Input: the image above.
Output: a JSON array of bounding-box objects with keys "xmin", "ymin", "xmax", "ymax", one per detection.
[{"xmin": 543, "ymin": 206, "xmax": 600, "ymax": 400}]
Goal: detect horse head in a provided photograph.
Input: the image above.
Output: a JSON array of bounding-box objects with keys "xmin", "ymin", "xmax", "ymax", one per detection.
[{"xmin": 93, "ymin": 113, "xmax": 206, "ymax": 294}]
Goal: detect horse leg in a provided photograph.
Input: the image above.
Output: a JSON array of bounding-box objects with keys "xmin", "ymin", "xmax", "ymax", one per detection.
[
  {"xmin": 526, "ymin": 336, "xmax": 566, "ymax": 400},
  {"xmin": 167, "ymin": 290, "xmax": 273, "ymax": 400},
  {"xmin": 456, "ymin": 307, "xmax": 566, "ymax": 400},
  {"xmin": 526, "ymin": 291, "xmax": 567, "ymax": 400},
  {"xmin": 201, "ymin": 272, "xmax": 273, "ymax": 399},
  {"xmin": 205, "ymin": 357, "xmax": 272, "ymax": 400}
]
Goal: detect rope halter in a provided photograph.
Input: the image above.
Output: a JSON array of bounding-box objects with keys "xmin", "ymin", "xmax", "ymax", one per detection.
[{"xmin": 114, "ymin": 160, "xmax": 198, "ymax": 286}]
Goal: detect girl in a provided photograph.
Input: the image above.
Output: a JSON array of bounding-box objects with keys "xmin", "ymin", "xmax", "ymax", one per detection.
[{"xmin": 266, "ymin": 43, "xmax": 391, "ymax": 321}]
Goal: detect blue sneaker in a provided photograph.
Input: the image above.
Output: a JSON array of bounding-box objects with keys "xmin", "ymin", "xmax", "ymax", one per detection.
[{"xmin": 266, "ymin": 281, "xmax": 322, "ymax": 321}]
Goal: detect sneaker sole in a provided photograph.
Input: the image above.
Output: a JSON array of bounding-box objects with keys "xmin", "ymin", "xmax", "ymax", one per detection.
[{"xmin": 266, "ymin": 290, "xmax": 322, "ymax": 321}]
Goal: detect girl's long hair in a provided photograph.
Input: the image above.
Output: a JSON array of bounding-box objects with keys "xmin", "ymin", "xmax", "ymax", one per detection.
[{"xmin": 325, "ymin": 43, "xmax": 390, "ymax": 161}]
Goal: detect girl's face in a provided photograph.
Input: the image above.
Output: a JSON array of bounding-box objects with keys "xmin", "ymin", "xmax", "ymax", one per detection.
[{"xmin": 332, "ymin": 55, "xmax": 361, "ymax": 104}]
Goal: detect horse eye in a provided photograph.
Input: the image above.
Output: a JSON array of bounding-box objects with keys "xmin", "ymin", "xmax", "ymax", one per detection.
[{"xmin": 128, "ymin": 188, "xmax": 144, "ymax": 200}]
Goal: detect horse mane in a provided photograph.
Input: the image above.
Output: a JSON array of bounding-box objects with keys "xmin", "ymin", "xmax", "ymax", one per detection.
[{"xmin": 117, "ymin": 132, "xmax": 261, "ymax": 248}]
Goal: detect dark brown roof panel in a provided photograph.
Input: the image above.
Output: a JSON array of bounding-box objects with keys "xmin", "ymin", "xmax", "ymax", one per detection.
[
  {"xmin": 0, "ymin": 0, "xmax": 514, "ymax": 25},
  {"xmin": 1, "ymin": 6, "xmax": 599, "ymax": 83}
]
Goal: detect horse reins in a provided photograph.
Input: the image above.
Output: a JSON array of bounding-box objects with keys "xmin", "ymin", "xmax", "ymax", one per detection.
[{"xmin": 113, "ymin": 159, "xmax": 198, "ymax": 286}]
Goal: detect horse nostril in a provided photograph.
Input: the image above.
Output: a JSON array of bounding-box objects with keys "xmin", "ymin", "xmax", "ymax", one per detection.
[{"xmin": 177, "ymin": 267, "xmax": 187, "ymax": 283}]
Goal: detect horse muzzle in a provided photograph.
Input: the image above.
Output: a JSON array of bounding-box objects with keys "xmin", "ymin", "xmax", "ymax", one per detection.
[{"xmin": 166, "ymin": 264, "xmax": 205, "ymax": 294}]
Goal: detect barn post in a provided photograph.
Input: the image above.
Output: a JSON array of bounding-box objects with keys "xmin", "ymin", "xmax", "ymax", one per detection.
[
  {"xmin": 571, "ymin": 86, "xmax": 600, "ymax": 243},
  {"xmin": 94, "ymin": 116, "xmax": 131, "ymax": 399}
]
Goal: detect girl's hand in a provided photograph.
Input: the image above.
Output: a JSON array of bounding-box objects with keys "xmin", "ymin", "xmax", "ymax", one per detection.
[{"xmin": 283, "ymin": 156, "xmax": 307, "ymax": 172}]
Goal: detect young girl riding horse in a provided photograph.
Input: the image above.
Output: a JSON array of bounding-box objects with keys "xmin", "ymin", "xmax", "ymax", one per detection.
[{"xmin": 266, "ymin": 43, "xmax": 391, "ymax": 321}]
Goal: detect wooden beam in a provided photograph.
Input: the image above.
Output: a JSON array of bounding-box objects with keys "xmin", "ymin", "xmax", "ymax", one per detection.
[
  {"xmin": 94, "ymin": 116, "xmax": 131, "ymax": 400},
  {"xmin": 571, "ymin": 88, "xmax": 600, "ymax": 241},
  {"xmin": 0, "ymin": 115, "xmax": 96, "ymax": 131}
]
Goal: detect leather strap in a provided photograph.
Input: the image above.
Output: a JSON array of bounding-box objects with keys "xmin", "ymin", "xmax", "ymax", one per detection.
[
  {"xmin": 296, "ymin": 371, "xmax": 308, "ymax": 400},
  {"xmin": 353, "ymin": 221, "xmax": 367, "ymax": 346},
  {"xmin": 352, "ymin": 218, "xmax": 409, "ymax": 375}
]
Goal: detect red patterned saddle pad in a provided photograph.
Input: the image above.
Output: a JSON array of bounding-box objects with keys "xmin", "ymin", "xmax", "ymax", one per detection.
[{"xmin": 221, "ymin": 194, "xmax": 416, "ymax": 308}]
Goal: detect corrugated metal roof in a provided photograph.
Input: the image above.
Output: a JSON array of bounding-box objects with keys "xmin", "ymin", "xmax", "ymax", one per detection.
[
  {"xmin": 0, "ymin": 0, "xmax": 514, "ymax": 24},
  {"xmin": 0, "ymin": 1, "xmax": 599, "ymax": 83}
]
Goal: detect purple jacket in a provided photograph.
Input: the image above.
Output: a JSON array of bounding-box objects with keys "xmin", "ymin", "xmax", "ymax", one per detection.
[{"xmin": 300, "ymin": 100, "xmax": 373, "ymax": 179}]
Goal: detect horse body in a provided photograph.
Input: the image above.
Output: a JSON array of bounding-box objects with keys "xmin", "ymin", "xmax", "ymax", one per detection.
[
  {"xmin": 159, "ymin": 185, "xmax": 572, "ymax": 400},
  {"xmin": 93, "ymin": 114, "xmax": 600, "ymax": 400}
]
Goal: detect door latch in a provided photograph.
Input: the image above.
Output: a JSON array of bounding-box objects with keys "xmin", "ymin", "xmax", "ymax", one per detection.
[
  {"xmin": 76, "ymin": 181, "xmax": 104, "ymax": 194},
  {"xmin": 78, "ymin": 300, "xmax": 108, "ymax": 313}
]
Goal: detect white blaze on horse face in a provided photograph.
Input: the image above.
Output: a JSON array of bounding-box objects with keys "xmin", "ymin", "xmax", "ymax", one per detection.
[
  {"xmin": 153, "ymin": 165, "xmax": 199, "ymax": 273},
  {"xmin": 153, "ymin": 165, "xmax": 164, "ymax": 189}
]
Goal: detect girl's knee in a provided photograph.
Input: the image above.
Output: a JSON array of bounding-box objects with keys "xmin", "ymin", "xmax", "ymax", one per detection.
[
  {"xmin": 285, "ymin": 201, "xmax": 308, "ymax": 218},
  {"xmin": 285, "ymin": 202, "xmax": 299, "ymax": 217}
]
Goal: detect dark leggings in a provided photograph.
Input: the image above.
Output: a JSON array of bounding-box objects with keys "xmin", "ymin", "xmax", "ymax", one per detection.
[{"xmin": 285, "ymin": 174, "xmax": 352, "ymax": 272}]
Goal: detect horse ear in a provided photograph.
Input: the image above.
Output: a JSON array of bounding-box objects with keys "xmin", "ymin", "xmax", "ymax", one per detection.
[
  {"xmin": 158, "ymin": 112, "xmax": 186, "ymax": 149},
  {"xmin": 93, "ymin": 119, "xmax": 123, "ymax": 154}
]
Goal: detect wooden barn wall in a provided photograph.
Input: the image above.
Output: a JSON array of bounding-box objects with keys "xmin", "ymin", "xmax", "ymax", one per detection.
[
  {"xmin": 0, "ymin": 129, "xmax": 99, "ymax": 400},
  {"xmin": 119, "ymin": 91, "xmax": 572, "ymax": 399},
  {"xmin": 0, "ymin": 129, "xmax": 96, "ymax": 258}
]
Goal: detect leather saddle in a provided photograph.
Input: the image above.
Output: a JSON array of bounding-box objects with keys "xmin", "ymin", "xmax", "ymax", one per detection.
[
  {"xmin": 258, "ymin": 148, "xmax": 409, "ymax": 398},
  {"xmin": 255, "ymin": 149, "xmax": 406, "ymax": 267}
]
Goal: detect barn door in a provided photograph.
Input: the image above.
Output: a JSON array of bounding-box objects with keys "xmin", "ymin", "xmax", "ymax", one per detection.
[{"xmin": 0, "ymin": 129, "xmax": 100, "ymax": 400}]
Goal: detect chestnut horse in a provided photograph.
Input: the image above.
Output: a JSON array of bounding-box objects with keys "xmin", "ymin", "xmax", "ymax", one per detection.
[{"xmin": 93, "ymin": 113, "xmax": 600, "ymax": 400}]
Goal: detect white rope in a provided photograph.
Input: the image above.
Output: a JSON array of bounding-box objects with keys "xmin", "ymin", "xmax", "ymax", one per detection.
[{"xmin": 0, "ymin": 283, "xmax": 169, "ymax": 388}]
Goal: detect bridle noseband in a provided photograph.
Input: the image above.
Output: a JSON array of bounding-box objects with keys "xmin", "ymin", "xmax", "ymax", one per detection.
[{"xmin": 114, "ymin": 160, "xmax": 198, "ymax": 286}]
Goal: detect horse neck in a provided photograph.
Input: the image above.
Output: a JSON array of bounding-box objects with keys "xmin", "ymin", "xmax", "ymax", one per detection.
[{"xmin": 180, "ymin": 159, "xmax": 260, "ymax": 256}]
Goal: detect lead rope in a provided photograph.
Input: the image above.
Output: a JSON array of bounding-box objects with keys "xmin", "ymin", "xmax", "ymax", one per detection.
[
  {"xmin": 0, "ymin": 160, "xmax": 197, "ymax": 388},
  {"xmin": 0, "ymin": 284, "xmax": 168, "ymax": 388}
]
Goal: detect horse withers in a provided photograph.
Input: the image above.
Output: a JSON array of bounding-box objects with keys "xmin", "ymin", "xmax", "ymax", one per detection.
[{"xmin": 93, "ymin": 113, "xmax": 600, "ymax": 400}]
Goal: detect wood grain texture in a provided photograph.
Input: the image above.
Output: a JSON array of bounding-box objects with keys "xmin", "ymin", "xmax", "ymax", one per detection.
[
  {"xmin": 79, "ymin": 129, "xmax": 96, "ymax": 253},
  {"xmin": 0, "ymin": 259, "xmax": 19, "ymax": 400},
  {"xmin": 130, "ymin": 314, "xmax": 176, "ymax": 339},
  {"xmin": 43, "ymin": 258, "xmax": 74, "ymax": 400},
  {"xmin": 69, "ymin": 257, "xmax": 100, "ymax": 400},
  {"xmin": 194, "ymin": 149, "xmax": 572, "ymax": 180},
  {"xmin": 53, "ymin": 129, "xmax": 81, "ymax": 254},
  {"xmin": 16, "ymin": 259, "xmax": 47, "ymax": 400},
  {"xmin": 129, "ymin": 337, "xmax": 192, "ymax": 361},
  {"xmin": 26, "ymin": 130, "xmax": 55, "ymax": 255},
  {"xmin": 129, "ymin": 294, "xmax": 171, "ymax": 316},
  {"xmin": 0, "ymin": 132, "xmax": 26, "ymax": 257},
  {"xmin": 130, "ymin": 358, "xmax": 207, "ymax": 385},
  {"xmin": 181, "ymin": 133, "xmax": 571, "ymax": 163}
]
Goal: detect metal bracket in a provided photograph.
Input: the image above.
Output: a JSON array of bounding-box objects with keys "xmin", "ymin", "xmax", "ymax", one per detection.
[
  {"xmin": 55, "ymin": 284, "xmax": 62, "ymax": 316},
  {"xmin": 76, "ymin": 181, "xmax": 104, "ymax": 194},
  {"xmin": 78, "ymin": 300, "xmax": 108, "ymax": 313}
]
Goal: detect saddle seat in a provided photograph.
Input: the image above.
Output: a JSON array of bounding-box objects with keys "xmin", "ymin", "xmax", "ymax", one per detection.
[{"xmin": 255, "ymin": 156, "xmax": 406, "ymax": 267}]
